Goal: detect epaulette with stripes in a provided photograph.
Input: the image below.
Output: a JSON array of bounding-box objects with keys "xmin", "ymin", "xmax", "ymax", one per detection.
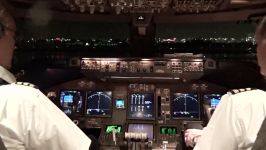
[
  {"xmin": 227, "ymin": 88, "xmax": 256, "ymax": 95},
  {"xmin": 0, "ymin": 79, "xmax": 8, "ymax": 86},
  {"xmin": 15, "ymin": 82, "xmax": 38, "ymax": 89}
]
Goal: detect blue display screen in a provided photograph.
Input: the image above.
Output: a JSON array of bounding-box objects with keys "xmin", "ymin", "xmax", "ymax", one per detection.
[
  {"xmin": 63, "ymin": 95, "xmax": 73, "ymax": 102},
  {"xmin": 59, "ymin": 90, "xmax": 83, "ymax": 115},
  {"xmin": 203, "ymin": 94, "xmax": 221, "ymax": 108},
  {"xmin": 210, "ymin": 98, "xmax": 220, "ymax": 107},
  {"xmin": 115, "ymin": 99, "xmax": 125, "ymax": 109}
]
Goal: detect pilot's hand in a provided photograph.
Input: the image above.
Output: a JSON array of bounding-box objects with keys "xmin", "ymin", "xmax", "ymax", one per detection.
[{"xmin": 184, "ymin": 129, "xmax": 203, "ymax": 147}]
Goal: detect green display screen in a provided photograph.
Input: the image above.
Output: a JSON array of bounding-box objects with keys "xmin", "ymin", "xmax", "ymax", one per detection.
[
  {"xmin": 160, "ymin": 126, "xmax": 177, "ymax": 135},
  {"xmin": 105, "ymin": 125, "xmax": 122, "ymax": 134}
]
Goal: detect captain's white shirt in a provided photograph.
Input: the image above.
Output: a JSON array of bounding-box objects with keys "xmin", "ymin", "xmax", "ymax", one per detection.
[
  {"xmin": 194, "ymin": 89, "xmax": 266, "ymax": 150},
  {"xmin": 0, "ymin": 66, "xmax": 91, "ymax": 150}
]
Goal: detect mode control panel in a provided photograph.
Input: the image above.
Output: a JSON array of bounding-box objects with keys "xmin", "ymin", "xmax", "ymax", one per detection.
[{"xmin": 81, "ymin": 57, "xmax": 204, "ymax": 80}]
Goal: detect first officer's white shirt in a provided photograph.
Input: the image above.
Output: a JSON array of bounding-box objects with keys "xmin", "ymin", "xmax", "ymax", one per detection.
[
  {"xmin": 0, "ymin": 66, "xmax": 91, "ymax": 150},
  {"xmin": 194, "ymin": 89, "xmax": 266, "ymax": 150}
]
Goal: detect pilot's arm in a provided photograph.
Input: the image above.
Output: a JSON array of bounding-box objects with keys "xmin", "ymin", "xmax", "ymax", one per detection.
[
  {"xmin": 27, "ymin": 88, "xmax": 91, "ymax": 150},
  {"xmin": 193, "ymin": 93, "xmax": 241, "ymax": 150},
  {"xmin": 194, "ymin": 89, "xmax": 266, "ymax": 150},
  {"xmin": 0, "ymin": 84, "xmax": 92, "ymax": 150}
]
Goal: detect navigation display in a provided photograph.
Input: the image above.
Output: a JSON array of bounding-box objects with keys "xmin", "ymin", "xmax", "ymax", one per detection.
[
  {"xmin": 128, "ymin": 93, "xmax": 155, "ymax": 120},
  {"xmin": 172, "ymin": 93, "xmax": 200, "ymax": 119},
  {"xmin": 85, "ymin": 91, "xmax": 112, "ymax": 117},
  {"xmin": 59, "ymin": 90, "xmax": 83, "ymax": 115}
]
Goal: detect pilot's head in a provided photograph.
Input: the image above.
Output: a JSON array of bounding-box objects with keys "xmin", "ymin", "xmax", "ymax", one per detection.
[
  {"xmin": 256, "ymin": 16, "xmax": 266, "ymax": 76},
  {"xmin": 0, "ymin": 2, "xmax": 16, "ymax": 69}
]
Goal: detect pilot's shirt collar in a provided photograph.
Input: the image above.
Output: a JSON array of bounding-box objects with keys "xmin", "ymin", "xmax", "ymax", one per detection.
[{"xmin": 0, "ymin": 65, "xmax": 16, "ymax": 84}]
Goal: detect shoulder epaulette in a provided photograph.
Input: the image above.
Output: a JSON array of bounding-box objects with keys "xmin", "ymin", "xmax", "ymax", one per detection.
[
  {"xmin": 0, "ymin": 79, "xmax": 8, "ymax": 86},
  {"xmin": 15, "ymin": 82, "xmax": 38, "ymax": 89},
  {"xmin": 227, "ymin": 88, "xmax": 256, "ymax": 95}
]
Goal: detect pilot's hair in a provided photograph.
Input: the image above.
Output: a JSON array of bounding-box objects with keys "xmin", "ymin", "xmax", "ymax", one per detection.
[
  {"xmin": 0, "ymin": 2, "xmax": 6, "ymax": 36},
  {"xmin": 0, "ymin": 1, "xmax": 8, "ymax": 24},
  {"xmin": 0, "ymin": 1, "xmax": 7, "ymax": 16},
  {"xmin": 0, "ymin": 3, "xmax": 5, "ymax": 19},
  {"xmin": 0, "ymin": 0, "xmax": 14, "ymax": 35},
  {"xmin": 257, "ymin": 17, "xmax": 266, "ymax": 39}
]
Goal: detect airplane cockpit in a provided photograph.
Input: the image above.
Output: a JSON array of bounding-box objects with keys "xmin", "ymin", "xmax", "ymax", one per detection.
[{"xmin": 2, "ymin": 0, "xmax": 266, "ymax": 149}]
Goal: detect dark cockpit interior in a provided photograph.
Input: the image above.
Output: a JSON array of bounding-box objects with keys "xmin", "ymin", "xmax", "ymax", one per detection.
[{"xmin": 3, "ymin": 0, "xmax": 266, "ymax": 149}]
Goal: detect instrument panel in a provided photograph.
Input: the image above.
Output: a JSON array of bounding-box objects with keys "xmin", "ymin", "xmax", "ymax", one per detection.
[
  {"xmin": 44, "ymin": 56, "xmax": 226, "ymax": 150},
  {"xmin": 48, "ymin": 80, "xmax": 226, "ymax": 150}
]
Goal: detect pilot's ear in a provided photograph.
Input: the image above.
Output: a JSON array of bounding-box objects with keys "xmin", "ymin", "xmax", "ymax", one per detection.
[{"xmin": 261, "ymin": 39, "xmax": 266, "ymax": 48}]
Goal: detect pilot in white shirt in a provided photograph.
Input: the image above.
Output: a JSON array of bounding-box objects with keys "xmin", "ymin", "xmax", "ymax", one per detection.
[
  {"xmin": 0, "ymin": 3, "xmax": 93, "ymax": 150},
  {"xmin": 185, "ymin": 16, "xmax": 266, "ymax": 150},
  {"xmin": 191, "ymin": 89, "xmax": 266, "ymax": 150},
  {"xmin": 0, "ymin": 66, "xmax": 92, "ymax": 150}
]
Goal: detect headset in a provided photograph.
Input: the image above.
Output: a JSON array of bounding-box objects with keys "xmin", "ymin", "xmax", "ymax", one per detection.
[{"xmin": 0, "ymin": 22, "xmax": 4, "ymax": 38}]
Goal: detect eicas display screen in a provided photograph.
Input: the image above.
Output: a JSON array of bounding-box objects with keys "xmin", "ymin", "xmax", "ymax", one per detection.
[
  {"xmin": 203, "ymin": 94, "xmax": 221, "ymax": 108},
  {"xmin": 59, "ymin": 90, "xmax": 83, "ymax": 115},
  {"xmin": 85, "ymin": 91, "xmax": 112, "ymax": 117},
  {"xmin": 128, "ymin": 93, "xmax": 155, "ymax": 120},
  {"xmin": 105, "ymin": 124, "xmax": 122, "ymax": 134},
  {"xmin": 172, "ymin": 93, "xmax": 200, "ymax": 119},
  {"xmin": 127, "ymin": 123, "xmax": 154, "ymax": 140}
]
